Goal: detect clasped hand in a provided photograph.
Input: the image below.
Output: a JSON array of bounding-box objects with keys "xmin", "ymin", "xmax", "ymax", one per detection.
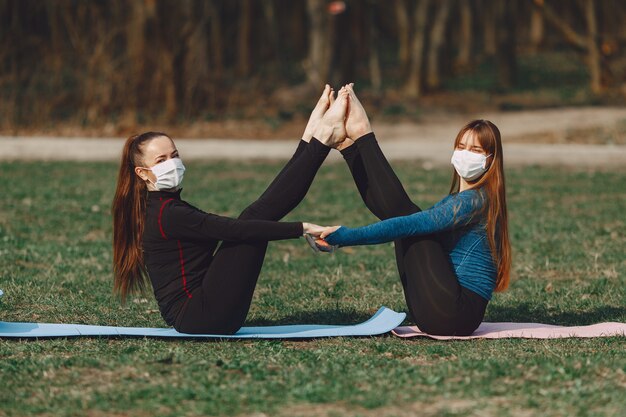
[{"xmin": 302, "ymin": 223, "xmax": 340, "ymax": 239}]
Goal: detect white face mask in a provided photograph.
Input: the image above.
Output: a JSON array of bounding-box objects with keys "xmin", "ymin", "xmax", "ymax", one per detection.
[
  {"xmin": 149, "ymin": 158, "xmax": 186, "ymax": 190},
  {"xmin": 451, "ymin": 150, "xmax": 491, "ymax": 181}
]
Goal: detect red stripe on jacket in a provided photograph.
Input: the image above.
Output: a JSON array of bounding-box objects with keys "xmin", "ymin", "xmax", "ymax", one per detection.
[{"xmin": 158, "ymin": 198, "xmax": 192, "ymax": 298}]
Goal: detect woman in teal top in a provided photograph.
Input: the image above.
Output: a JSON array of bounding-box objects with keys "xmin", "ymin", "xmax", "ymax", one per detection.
[{"xmin": 320, "ymin": 85, "xmax": 511, "ymax": 336}]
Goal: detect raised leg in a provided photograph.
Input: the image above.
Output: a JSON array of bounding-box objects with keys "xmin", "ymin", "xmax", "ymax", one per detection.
[
  {"xmin": 175, "ymin": 87, "xmax": 336, "ymax": 334},
  {"xmin": 339, "ymin": 85, "xmax": 487, "ymax": 335},
  {"xmin": 341, "ymin": 133, "xmax": 420, "ymax": 220}
]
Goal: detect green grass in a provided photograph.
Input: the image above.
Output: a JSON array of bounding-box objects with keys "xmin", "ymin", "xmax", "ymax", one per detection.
[{"xmin": 1, "ymin": 159, "xmax": 625, "ymax": 417}]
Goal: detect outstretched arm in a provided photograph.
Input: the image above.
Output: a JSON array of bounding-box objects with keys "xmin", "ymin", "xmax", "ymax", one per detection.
[
  {"xmin": 322, "ymin": 190, "xmax": 486, "ymax": 247},
  {"xmin": 160, "ymin": 201, "xmax": 330, "ymax": 242}
]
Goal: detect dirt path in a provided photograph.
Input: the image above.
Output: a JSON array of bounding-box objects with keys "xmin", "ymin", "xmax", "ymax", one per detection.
[{"xmin": 2, "ymin": 107, "xmax": 626, "ymax": 167}]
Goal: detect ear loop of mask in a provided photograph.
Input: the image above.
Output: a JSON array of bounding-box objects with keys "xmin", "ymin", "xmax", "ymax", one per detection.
[
  {"xmin": 137, "ymin": 166, "xmax": 158, "ymax": 189},
  {"xmin": 484, "ymin": 154, "xmax": 493, "ymax": 168}
]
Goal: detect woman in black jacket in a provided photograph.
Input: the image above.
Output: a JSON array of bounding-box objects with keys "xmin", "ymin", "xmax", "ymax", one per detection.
[{"xmin": 112, "ymin": 85, "xmax": 349, "ymax": 334}]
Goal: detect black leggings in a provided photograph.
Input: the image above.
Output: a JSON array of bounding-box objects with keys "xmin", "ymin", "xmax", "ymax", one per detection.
[
  {"xmin": 341, "ymin": 133, "xmax": 488, "ymax": 336},
  {"xmin": 176, "ymin": 139, "xmax": 330, "ymax": 334}
]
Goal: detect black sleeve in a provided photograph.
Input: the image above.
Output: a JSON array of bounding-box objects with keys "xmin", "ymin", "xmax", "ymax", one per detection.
[{"xmin": 160, "ymin": 201, "xmax": 303, "ymax": 242}]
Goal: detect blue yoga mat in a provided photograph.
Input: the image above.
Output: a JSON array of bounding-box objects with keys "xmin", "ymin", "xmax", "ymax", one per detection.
[{"xmin": 0, "ymin": 306, "xmax": 405, "ymax": 339}]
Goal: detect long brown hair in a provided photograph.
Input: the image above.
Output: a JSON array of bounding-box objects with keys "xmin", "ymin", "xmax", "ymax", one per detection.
[
  {"xmin": 112, "ymin": 132, "xmax": 170, "ymax": 301},
  {"xmin": 449, "ymin": 120, "xmax": 511, "ymax": 292}
]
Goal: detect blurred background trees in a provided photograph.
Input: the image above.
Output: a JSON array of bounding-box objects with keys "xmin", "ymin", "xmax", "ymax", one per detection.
[{"xmin": 1, "ymin": 0, "xmax": 625, "ymax": 132}]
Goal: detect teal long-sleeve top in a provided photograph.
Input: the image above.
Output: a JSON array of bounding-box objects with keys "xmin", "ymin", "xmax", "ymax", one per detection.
[{"xmin": 324, "ymin": 189, "xmax": 497, "ymax": 300}]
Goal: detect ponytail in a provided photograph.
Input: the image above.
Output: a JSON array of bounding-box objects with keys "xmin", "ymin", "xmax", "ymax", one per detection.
[{"xmin": 112, "ymin": 132, "xmax": 169, "ymax": 302}]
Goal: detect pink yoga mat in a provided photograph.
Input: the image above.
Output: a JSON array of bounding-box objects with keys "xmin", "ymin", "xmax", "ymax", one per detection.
[{"xmin": 392, "ymin": 322, "xmax": 626, "ymax": 340}]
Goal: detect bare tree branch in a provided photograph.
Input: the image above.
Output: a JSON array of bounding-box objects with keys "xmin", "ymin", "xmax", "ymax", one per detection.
[{"xmin": 531, "ymin": 0, "xmax": 587, "ymax": 50}]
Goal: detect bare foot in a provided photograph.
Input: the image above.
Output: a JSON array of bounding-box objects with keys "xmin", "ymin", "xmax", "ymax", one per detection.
[
  {"xmin": 345, "ymin": 83, "xmax": 373, "ymax": 140},
  {"xmin": 312, "ymin": 87, "xmax": 348, "ymax": 148},
  {"xmin": 302, "ymin": 84, "xmax": 333, "ymax": 143}
]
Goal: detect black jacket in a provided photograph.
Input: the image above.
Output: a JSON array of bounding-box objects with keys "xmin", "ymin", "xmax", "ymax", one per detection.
[{"xmin": 142, "ymin": 190, "xmax": 303, "ymax": 325}]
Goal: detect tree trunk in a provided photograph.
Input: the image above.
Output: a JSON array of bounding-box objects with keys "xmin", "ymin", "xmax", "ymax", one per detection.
[
  {"xmin": 369, "ymin": 2, "xmax": 382, "ymax": 93},
  {"xmin": 532, "ymin": 0, "xmax": 586, "ymax": 50},
  {"xmin": 395, "ymin": 0, "xmax": 410, "ymax": 76},
  {"xmin": 9, "ymin": 0, "xmax": 21, "ymax": 124},
  {"xmin": 482, "ymin": 0, "xmax": 496, "ymax": 56},
  {"xmin": 84, "ymin": 4, "xmax": 112, "ymax": 124},
  {"xmin": 237, "ymin": 0, "xmax": 252, "ymax": 77},
  {"xmin": 584, "ymin": 0, "xmax": 602, "ymax": 93},
  {"xmin": 45, "ymin": 2, "xmax": 63, "ymax": 73},
  {"xmin": 125, "ymin": 1, "xmax": 148, "ymax": 124},
  {"xmin": 495, "ymin": 1, "xmax": 516, "ymax": 89},
  {"xmin": 329, "ymin": 2, "xmax": 353, "ymax": 86},
  {"xmin": 147, "ymin": 3, "xmax": 177, "ymax": 121},
  {"xmin": 161, "ymin": 48, "xmax": 178, "ymax": 121},
  {"xmin": 528, "ymin": 7, "xmax": 544, "ymax": 53},
  {"xmin": 532, "ymin": 0, "xmax": 605, "ymax": 92},
  {"xmin": 426, "ymin": 0, "xmax": 452, "ymax": 90},
  {"xmin": 182, "ymin": 0, "xmax": 210, "ymax": 113},
  {"xmin": 305, "ymin": 0, "xmax": 330, "ymax": 86},
  {"xmin": 405, "ymin": 0, "xmax": 431, "ymax": 97},
  {"xmin": 262, "ymin": 0, "xmax": 280, "ymax": 61},
  {"xmin": 455, "ymin": 0, "xmax": 472, "ymax": 70},
  {"xmin": 207, "ymin": 0, "xmax": 223, "ymax": 91}
]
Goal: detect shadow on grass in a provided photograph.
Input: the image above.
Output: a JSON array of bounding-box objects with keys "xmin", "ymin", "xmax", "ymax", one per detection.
[
  {"xmin": 248, "ymin": 302, "xmax": 626, "ymax": 328},
  {"xmin": 245, "ymin": 308, "xmax": 377, "ymax": 326},
  {"xmin": 486, "ymin": 302, "xmax": 625, "ymax": 325}
]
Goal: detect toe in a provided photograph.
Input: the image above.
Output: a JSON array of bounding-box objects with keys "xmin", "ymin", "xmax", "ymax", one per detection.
[
  {"xmin": 348, "ymin": 87, "xmax": 358, "ymax": 102},
  {"xmin": 319, "ymin": 85, "xmax": 331, "ymax": 103},
  {"xmin": 326, "ymin": 86, "xmax": 334, "ymax": 100}
]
